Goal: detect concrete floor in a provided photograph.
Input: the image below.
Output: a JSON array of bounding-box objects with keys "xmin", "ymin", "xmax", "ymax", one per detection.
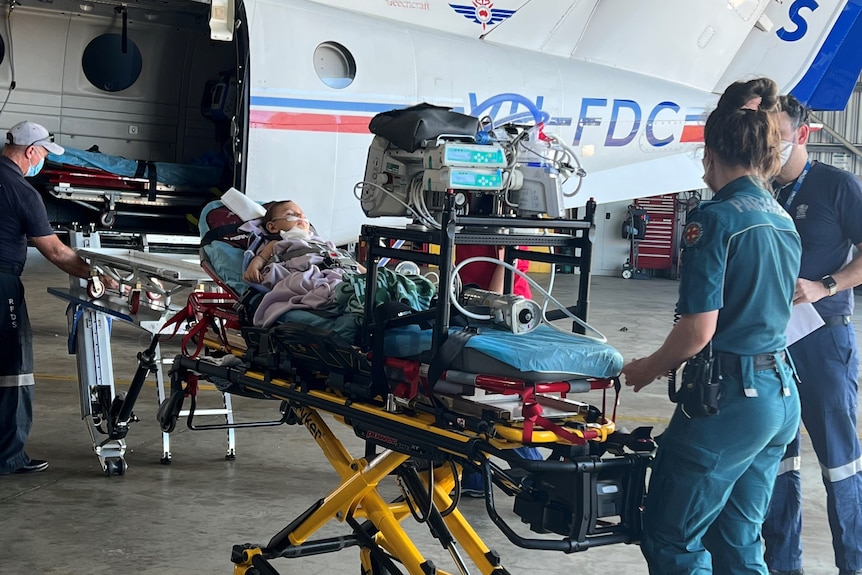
[{"xmin": 1, "ymin": 255, "xmax": 859, "ymax": 575}]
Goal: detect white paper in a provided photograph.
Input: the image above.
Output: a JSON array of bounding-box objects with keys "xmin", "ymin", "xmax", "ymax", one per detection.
[
  {"xmin": 221, "ymin": 187, "xmax": 266, "ymax": 221},
  {"xmin": 786, "ymin": 303, "xmax": 825, "ymax": 346}
]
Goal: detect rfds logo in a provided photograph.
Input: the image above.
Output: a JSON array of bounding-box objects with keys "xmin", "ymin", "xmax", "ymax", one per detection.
[{"xmin": 449, "ymin": 0, "xmax": 515, "ymax": 31}]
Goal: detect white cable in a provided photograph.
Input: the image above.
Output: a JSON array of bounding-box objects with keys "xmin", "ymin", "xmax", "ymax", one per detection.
[
  {"xmin": 547, "ymin": 133, "xmax": 586, "ymax": 197},
  {"xmin": 449, "ymin": 256, "xmax": 607, "ymax": 342},
  {"xmin": 354, "ymin": 180, "xmax": 412, "ymax": 214},
  {"xmin": 354, "ymin": 179, "xmax": 439, "ymax": 229},
  {"xmin": 409, "ymin": 177, "xmax": 440, "ymax": 229}
]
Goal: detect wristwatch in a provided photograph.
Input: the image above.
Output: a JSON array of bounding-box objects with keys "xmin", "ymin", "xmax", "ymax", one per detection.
[{"xmin": 821, "ymin": 274, "xmax": 838, "ymax": 296}]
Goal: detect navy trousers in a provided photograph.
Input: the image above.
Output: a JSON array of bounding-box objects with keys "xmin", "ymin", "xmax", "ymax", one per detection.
[
  {"xmin": 641, "ymin": 355, "xmax": 800, "ymax": 574},
  {"xmin": 764, "ymin": 322, "xmax": 862, "ymax": 572},
  {"xmin": 0, "ymin": 272, "xmax": 35, "ymax": 475}
]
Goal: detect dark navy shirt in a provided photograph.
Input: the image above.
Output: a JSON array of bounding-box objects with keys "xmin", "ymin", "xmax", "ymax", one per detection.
[
  {"xmin": 775, "ymin": 161, "xmax": 862, "ymax": 318},
  {"xmin": 678, "ymin": 176, "xmax": 801, "ymax": 355},
  {"xmin": 0, "ymin": 155, "xmax": 54, "ymax": 269}
]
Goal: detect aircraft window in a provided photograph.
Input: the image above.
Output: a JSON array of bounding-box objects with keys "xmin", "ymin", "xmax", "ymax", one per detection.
[
  {"xmin": 313, "ymin": 42, "xmax": 355, "ymax": 89},
  {"xmin": 0, "ymin": 34, "xmax": 5, "ymax": 66},
  {"xmin": 82, "ymin": 34, "xmax": 142, "ymax": 92}
]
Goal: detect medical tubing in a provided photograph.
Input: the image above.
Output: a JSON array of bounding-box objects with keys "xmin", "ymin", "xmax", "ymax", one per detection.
[
  {"xmin": 354, "ymin": 181, "xmax": 437, "ymax": 229},
  {"xmin": 450, "ymin": 256, "xmax": 607, "ymax": 342},
  {"xmin": 548, "ymin": 134, "xmax": 586, "ymax": 197}
]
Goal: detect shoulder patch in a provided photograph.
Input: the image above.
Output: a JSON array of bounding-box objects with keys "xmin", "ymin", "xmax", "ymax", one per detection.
[{"xmin": 682, "ymin": 221, "xmax": 703, "ymax": 247}]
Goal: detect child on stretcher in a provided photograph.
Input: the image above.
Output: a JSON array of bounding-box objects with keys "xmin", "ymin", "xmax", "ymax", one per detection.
[{"xmin": 241, "ymin": 200, "xmax": 433, "ymax": 333}]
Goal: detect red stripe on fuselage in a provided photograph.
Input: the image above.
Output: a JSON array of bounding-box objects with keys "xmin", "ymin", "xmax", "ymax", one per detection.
[
  {"xmin": 249, "ymin": 111, "xmax": 372, "ymax": 133},
  {"xmin": 680, "ymin": 124, "xmax": 704, "ymax": 143}
]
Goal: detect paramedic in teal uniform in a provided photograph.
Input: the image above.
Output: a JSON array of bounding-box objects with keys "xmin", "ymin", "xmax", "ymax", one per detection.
[{"xmin": 621, "ymin": 78, "xmax": 802, "ymax": 574}]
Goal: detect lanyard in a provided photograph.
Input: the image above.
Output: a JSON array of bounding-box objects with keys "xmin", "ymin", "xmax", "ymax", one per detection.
[{"xmin": 780, "ymin": 161, "xmax": 811, "ymax": 211}]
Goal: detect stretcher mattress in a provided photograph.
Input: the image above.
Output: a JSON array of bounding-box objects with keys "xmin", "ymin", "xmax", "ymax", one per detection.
[
  {"xmin": 385, "ymin": 324, "xmax": 623, "ymax": 380},
  {"xmin": 48, "ymin": 146, "xmax": 222, "ymax": 190}
]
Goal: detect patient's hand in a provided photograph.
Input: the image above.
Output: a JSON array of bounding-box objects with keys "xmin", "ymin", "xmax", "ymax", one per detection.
[{"xmin": 243, "ymin": 266, "xmax": 262, "ymax": 284}]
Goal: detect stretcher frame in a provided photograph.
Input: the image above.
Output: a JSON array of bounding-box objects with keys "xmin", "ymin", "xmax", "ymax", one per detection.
[
  {"xmin": 169, "ymin": 352, "xmax": 650, "ymax": 575},
  {"xmin": 159, "ymin": 194, "xmax": 654, "ymax": 574}
]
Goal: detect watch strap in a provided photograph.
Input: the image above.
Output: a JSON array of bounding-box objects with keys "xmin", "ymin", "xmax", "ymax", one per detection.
[{"xmin": 821, "ymin": 274, "xmax": 838, "ymax": 296}]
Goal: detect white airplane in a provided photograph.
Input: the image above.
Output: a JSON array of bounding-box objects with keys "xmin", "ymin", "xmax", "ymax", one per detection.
[{"xmin": 1, "ymin": 0, "xmax": 860, "ymax": 244}]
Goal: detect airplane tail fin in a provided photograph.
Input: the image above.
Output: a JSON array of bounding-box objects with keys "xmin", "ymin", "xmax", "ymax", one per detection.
[{"xmin": 789, "ymin": 0, "xmax": 862, "ymax": 110}]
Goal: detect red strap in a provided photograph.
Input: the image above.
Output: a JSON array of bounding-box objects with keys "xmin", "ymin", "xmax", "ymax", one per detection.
[
  {"xmin": 521, "ymin": 400, "xmax": 588, "ymax": 445},
  {"xmin": 160, "ymin": 302, "xmax": 193, "ymax": 340},
  {"xmin": 180, "ymin": 319, "xmax": 209, "ymax": 358}
]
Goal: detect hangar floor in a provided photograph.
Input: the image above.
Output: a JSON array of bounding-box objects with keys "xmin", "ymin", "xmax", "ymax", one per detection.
[{"xmin": 1, "ymin": 256, "xmax": 858, "ymax": 575}]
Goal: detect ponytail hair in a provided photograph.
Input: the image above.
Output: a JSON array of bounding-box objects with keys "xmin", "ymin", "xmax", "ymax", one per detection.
[{"xmin": 704, "ymin": 77, "xmax": 782, "ymax": 182}]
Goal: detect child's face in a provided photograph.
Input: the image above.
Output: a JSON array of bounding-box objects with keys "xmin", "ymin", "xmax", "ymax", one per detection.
[{"xmin": 267, "ymin": 201, "xmax": 310, "ymax": 234}]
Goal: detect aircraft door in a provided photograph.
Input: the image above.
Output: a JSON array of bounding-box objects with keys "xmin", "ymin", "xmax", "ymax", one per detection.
[
  {"xmin": 203, "ymin": 0, "xmax": 249, "ymax": 192},
  {"xmin": 232, "ymin": 3, "xmax": 250, "ymax": 192}
]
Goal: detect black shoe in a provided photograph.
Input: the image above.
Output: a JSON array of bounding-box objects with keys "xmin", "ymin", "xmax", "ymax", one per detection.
[
  {"xmin": 12, "ymin": 459, "xmax": 48, "ymax": 474},
  {"xmin": 769, "ymin": 570, "xmax": 804, "ymax": 575},
  {"xmin": 459, "ymin": 486, "xmax": 485, "ymax": 498}
]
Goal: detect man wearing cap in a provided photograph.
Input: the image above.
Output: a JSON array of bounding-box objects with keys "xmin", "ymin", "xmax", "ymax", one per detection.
[{"xmin": 0, "ymin": 121, "xmax": 100, "ymax": 475}]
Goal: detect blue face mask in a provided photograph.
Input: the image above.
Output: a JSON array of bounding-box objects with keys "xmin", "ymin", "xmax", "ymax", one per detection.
[{"xmin": 26, "ymin": 156, "xmax": 44, "ymax": 178}]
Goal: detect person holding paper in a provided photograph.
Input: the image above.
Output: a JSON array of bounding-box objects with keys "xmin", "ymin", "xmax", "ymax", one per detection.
[{"xmin": 763, "ymin": 95, "xmax": 862, "ymax": 575}]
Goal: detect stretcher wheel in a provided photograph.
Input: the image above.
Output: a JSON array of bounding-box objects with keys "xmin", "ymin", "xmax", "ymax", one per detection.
[
  {"xmin": 145, "ymin": 278, "xmax": 164, "ymax": 301},
  {"xmin": 128, "ymin": 290, "xmax": 141, "ymax": 314},
  {"xmin": 99, "ymin": 210, "xmax": 116, "ymax": 228},
  {"xmin": 87, "ymin": 276, "xmax": 106, "ymax": 299},
  {"xmin": 621, "ymin": 268, "xmax": 633, "ymax": 279},
  {"xmin": 104, "ymin": 457, "xmax": 126, "ymax": 477}
]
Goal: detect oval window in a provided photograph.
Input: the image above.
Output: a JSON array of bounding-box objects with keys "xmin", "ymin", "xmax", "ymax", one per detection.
[
  {"xmin": 82, "ymin": 34, "xmax": 142, "ymax": 92},
  {"xmin": 0, "ymin": 34, "xmax": 5, "ymax": 66},
  {"xmin": 313, "ymin": 42, "xmax": 355, "ymax": 89}
]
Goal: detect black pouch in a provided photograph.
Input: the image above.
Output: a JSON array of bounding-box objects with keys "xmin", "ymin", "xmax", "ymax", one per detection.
[
  {"xmin": 671, "ymin": 343, "xmax": 722, "ymax": 417},
  {"xmin": 368, "ymin": 103, "xmax": 479, "ymax": 152}
]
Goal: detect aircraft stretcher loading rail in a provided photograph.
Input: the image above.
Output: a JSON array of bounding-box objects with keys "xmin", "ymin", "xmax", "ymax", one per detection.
[{"xmin": 47, "ymin": 232, "xmax": 232, "ymax": 475}]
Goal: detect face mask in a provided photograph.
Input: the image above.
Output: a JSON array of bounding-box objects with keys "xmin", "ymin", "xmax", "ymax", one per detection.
[
  {"xmin": 26, "ymin": 156, "xmax": 44, "ymax": 178},
  {"xmin": 779, "ymin": 141, "xmax": 793, "ymax": 167},
  {"xmin": 279, "ymin": 226, "xmax": 311, "ymax": 241}
]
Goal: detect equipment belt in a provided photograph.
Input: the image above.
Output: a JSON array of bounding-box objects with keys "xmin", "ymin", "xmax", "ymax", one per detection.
[
  {"xmin": 0, "ymin": 264, "xmax": 23, "ymax": 276},
  {"xmin": 822, "ymin": 315, "xmax": 851, "ymax": 328},
  {"xmin": 715, "ymin": 351, "xmax": 786, "ymax": 377}
]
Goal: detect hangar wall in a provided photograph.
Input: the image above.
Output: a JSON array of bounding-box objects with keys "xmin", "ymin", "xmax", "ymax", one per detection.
[{"xmin": 587, "ymin": 74, "xmax": 862, "ymax": 279}]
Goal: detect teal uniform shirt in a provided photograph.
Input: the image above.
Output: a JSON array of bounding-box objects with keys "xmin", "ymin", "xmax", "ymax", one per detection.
[{"xmin": 677, "ymin": 176, "xmax": 801, "ymax": 355}]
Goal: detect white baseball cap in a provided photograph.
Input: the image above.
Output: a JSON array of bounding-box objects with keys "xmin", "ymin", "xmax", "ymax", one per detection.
[{"xmin": 6, "ymin": 121, "xmax": 64, "ymax": 155}]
